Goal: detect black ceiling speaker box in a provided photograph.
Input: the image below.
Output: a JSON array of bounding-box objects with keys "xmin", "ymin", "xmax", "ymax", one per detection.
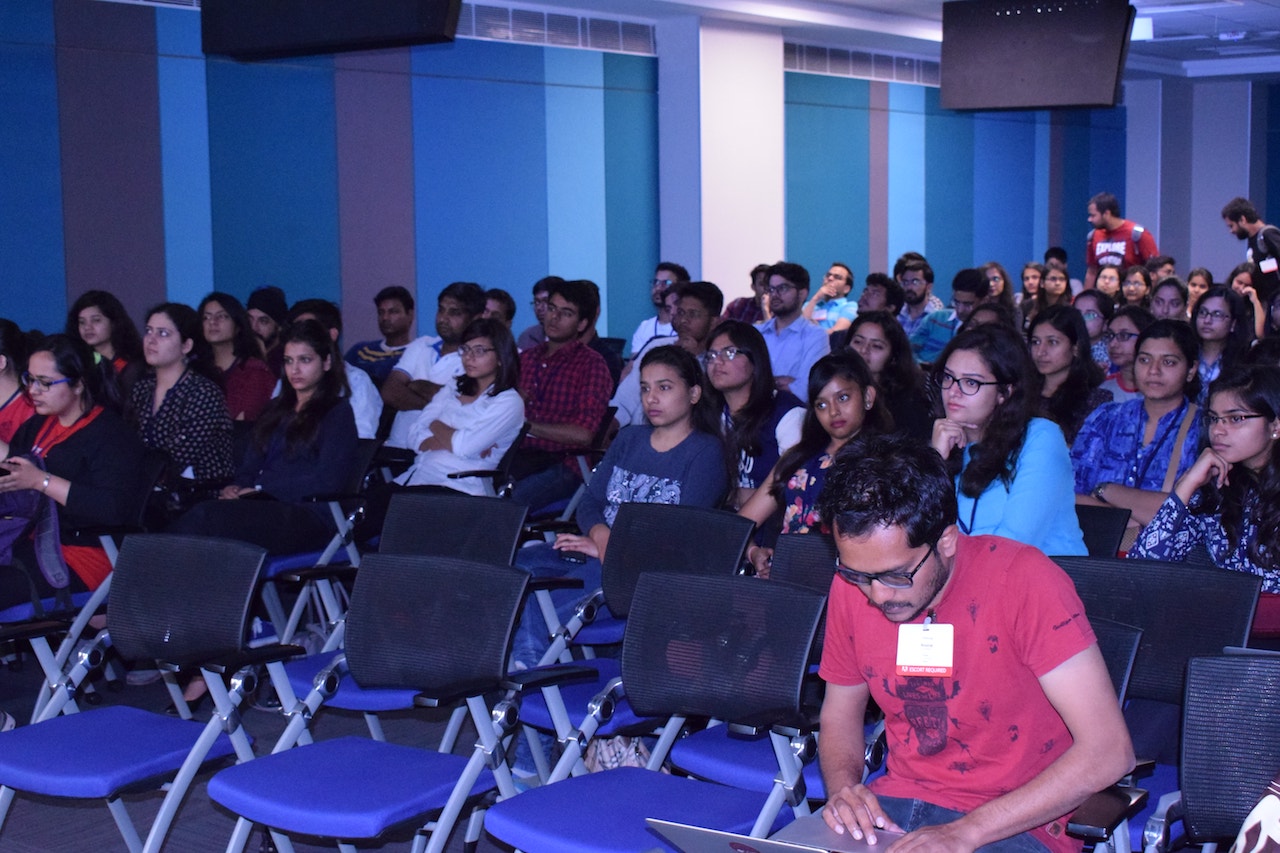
[
  {"xmin": 941, "ymin": 0, "xmax": 1135, "ymax": 111},
  {"xmin": 201, "ymin": 0, "xmax": 462, "ymax": 60}
]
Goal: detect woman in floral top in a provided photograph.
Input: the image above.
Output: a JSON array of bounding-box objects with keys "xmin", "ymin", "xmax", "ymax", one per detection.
[
  {"xmin": 738, "ymin": 352, "xmax": 887, "ymax": 576},
  {"xmin": 1131, "ymin": 365, "xmax": 1280, "ymax": 635}
]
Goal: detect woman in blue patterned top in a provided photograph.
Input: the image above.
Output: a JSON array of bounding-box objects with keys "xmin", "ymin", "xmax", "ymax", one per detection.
[{"xmin": 1131, "ymin": 365, "xmax": 1280, "ymax": 635}]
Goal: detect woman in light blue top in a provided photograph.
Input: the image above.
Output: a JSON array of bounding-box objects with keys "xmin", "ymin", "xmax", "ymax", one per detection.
[{"xmin": 930, "ymin": 325, "xmax": 1086, "ymax": 555}]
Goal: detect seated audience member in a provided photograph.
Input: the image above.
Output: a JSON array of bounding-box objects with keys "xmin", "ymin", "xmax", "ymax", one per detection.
[
  {"xmin": 1121, "ymin": 265, "xmax": 1152, "ymax": 308},
  {"xmin": 483, "ymin": 288, "xmax": 517, "ymax": 328},
  {"xmin": 1029, "ymin": 306, "xmax": 1112, "ymax": 445},
  {"xmin": 1040, "ymin": 264, "xmax": 1074, "ymax": 309},
  {"xmin": 382, "ymin": 281, "xmax": 485, "ymax": 449},
  {"xmin": 910, "ymin": 268, "xmax": 989, "ymax": 364},
  {"xmin": 1131, "ymin": 365, "xmax": 1280, "ymax": 635},
  {"xmin": 1073, "ymin": 319, "xmax": 1203, "ymax": 530},
  {"xmin": 802, "ymin": 263, "xmax": 859, "ymax": 332},
  {"xmin": 704, "ymin": 321, "xmax": 803, "ymax": 511},
  {"xmin": 1017, "ymin": 261, "xmax": 1044, "ymax": 309},
  {"xmin": 344, "ymin": 285, "xmax": 414, "ymax": 387},
  {"xmin": 0, "ymin": 334, "xmax": 145, "ymax": 602},
  {"xmin": 856, "ymin": 272, "xmax": 905, "ymax": 316},
  {"xmin": 246, "ymin": 285, "xmax": 289, "ymax": 376},
  {"xmin": 509, "ymin": 345, "xmax": 727, "ymax": 670},
  {"xmin": 1194, "ymin": 285, "xmax": 1254, "ymax": 403},
  {"xmin": 613, "ymin": 281, "xmax": 722, "ymax": 428},
  {"xmin": 1072, "ymin": 289, "xmax": 1114, "ymax": 369},
  {"xmin": 931, "ymin": 325, "xmax": 1086, "ymax": 555},
  {"xmin": 200, "ymin": 292, "xmax": 275, "ymax": 422},
  {"xmin": 1149, "ymin": 276, "xmax": 1189, "ymax": 322},
  {"xmin": 516, "ymin": 276, "xmax": 559, "ymax": 352},
  {"xmin": 738, "ymin": 352, "xmax": 888, "ymax": 576},
  {"xmin": 817, "ymin": 433, "xmax": 1133, "ymax": 853},
  {"xmin": 1100, "ymin": 305, "xmax": 1155, "ymax": 403},
  {"xmin": 845, "ymin": 311, "xmax": 933, "ymax": 441},
  {"xmin": 896, "ymin": 256, "xmax": 941, "ymax": 338},
  {"xmin": 981, "ymin": 261, "xmax": 1018, "ymax": 318},
  {"xmin": 959, "ymin": 301, "xmax": 1019, "ymax": 332},
  {"xmin": 1264, "ymin": 290, "xmax": 1280, "ymax": 340},
  {"xmin": 1147, "ymin": 254, "xmax": 1177, "ymax": 283},
  {"xmin": 1186, "ymin": 267, "xmax": 1212, "ymax": 307},
  {"xmin": 1045, "ymin": 245, "xmax": 1083, "ymax": 296},
  {"xmin": 1094, "ymin": 263, "xmax": 1124, "ymax": 307},
  {"xmin": 1229, "ymin": 261, "xmax": 1267, "ymax": 339},
  {"xmin": 170, "ymin": 320, "xmax": 357, "ymax": 554},
  {"xmin": 720, "ymin": 263, "xmax": 771, "ymax": 325},
  {"xmin": 289, "ymin": 299, "xmax": 381, "ymax": 440},
  {"xmin": 577, "ymin": 280, "xmax": 623, "ymax": 392},
  {"xmin": 0, "ymin": 321, "xmax": 34, "ymax": 444},
  {"xmin": 65, "ymin": 289, "xmax": 143, "ymax": 407},
  {"xmin": 126, "ymin": 303, "xmax": 233, "ymax": 491},
  {"xmin": 395, "ymin": 319, "xmax": 524, "ymax": 495},
  {"xmin": 630, "ymin": 261, "xmax": 688, "ymax": 357},
  {"xmin": 758, "ymin": 261, "xmax": 830, "ymax": 401},
  {"xmin": 511, "ymin": 279, "xmax": 614, "ymax": 509}
]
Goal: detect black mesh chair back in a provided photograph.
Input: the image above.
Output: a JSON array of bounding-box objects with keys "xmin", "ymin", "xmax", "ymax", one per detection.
[
  {"xmin": 1180, "ymin": 655, "xmax": 1280, "ymax": 844},
  {"xmin": 1074, "ymin": 504, "xmax": 1132, "ymax": 558},
  {"xmin": 344, "ymin": 553, "xmax": 528, "ymax": 692},
  {"xmin": 107, "ymin": 534, "xmax": 267, "ymax": 666},
  {"xmin": 1054, "ymin": 556, "xmax": 1260, "ymax": 705},
  {"xmin": 600, "ymin": 503, "xmax": 753, "ymax": 618},
  {"xmin": 1090, "ymin": 617, "xmax": 1142, "ymax": 703},
  {"xmin": 621, "ymin": 573, "xmax": 824, "ymax": 727},
  {"xmin": 770, "ymin": 533, "xmax": 838, "ymax": 661},
  {"xmin": 379, "ymin": 491, "xmax": 529, "ymax": 565}
]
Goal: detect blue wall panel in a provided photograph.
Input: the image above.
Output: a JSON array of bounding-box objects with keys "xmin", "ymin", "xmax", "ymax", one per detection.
[
  {"xmin": 206, "ymin": 57, "xmax": 341, "ymax": 305},
  {"xmin": 972, "ymin": 111, "xmax": 1038, "ymax": 273},
  {"xmin": 923, "ymin": 88, "xmax": 975, "ymax": 297},
  {"xmin": 886, "ymin": 84, "xmax": 928, "ymax": 272},
  {"xmin": 785, "ymin": 74, "xmax": 871, "ymax": 285}
]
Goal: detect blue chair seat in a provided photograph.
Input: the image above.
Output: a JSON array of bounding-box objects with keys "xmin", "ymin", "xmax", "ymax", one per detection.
[
  {"xmin": 572, "ymin": 605, "xmax": 624, "ymax": 647},
  {"xmin": 0, "ymin": 705, "xmax": 237, "ymax": 798},
  {"xmin": 669, "ymin": 727, "xmax": 827, "ymax": 799},
  {"xmin": 208, "ymin": 736, "xmax": 495, "ymax": 840},
  {"xmin": 518, "ymin": 659, "xmax": 650, "ymax": 737},
  {"xmin": 0, "ymin": 591, "xmax": 93, "ymax": 623},
  {"xmin": 485, "ymin": 766, "xmax": 787, "ymax": 853},
  {"xmin": 284, "ymin": 652, "xmax": 420, "ymax": 712}
]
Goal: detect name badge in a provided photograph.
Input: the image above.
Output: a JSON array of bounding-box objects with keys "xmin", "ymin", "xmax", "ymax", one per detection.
[
  {"xmin": 896, "ymin": 623, "xmax": 954, "ymax": 677},
  {"xmin": 1261, "ymin": 257, "xmax": 1278, "ymax": 275}
]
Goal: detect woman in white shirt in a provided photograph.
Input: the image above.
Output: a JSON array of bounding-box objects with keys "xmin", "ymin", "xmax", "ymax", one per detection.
[{"xmin": 397, "ymin": 319, "xmax": 524, "ymax": 495}]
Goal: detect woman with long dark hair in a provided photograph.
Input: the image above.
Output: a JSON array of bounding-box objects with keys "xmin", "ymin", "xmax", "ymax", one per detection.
[
  {"xmin": 1193, "ymin": 285, "xmax": 1254, "ymax": 404},
  {"xmin": 1131, "ymin": 365, "xmax": 1280, "ymax": 635},
  {"xmin": 704, "ymin": 320, "xmax": 802, "ymax": 510},
  {"xmin": 1100, "ymin": 305, "xmax": 1156, "ymax": 403},
  {"xmin": 930, "ymin": 324, "xmax": 1085, "ymax": 554},
  {"xmin": 0, "ymin": 320, "xmax": 34, "ymax": 445},
  {"xmin": 397, "ymin": 318, "xmax": 524, "ymax": 495},
  {"xmin": 981, "ymin": 261, "xmax": 1018, "ymax": 314},
  {"xmin": 845, "ymin": 311, "xmax": 932, "ymax": 441},
  {"xmin": 1072, "ymin": 289, "xmax": 1114, "ymax": 370},
  {"xmin": 1228, "ymin": 261, "xmax": 1266, "ymax": 339},
  {"xmin": 738, "ymin": 352, "xmax": 888, "ymax": 575},
  {"xmin": 65, "ymin": 290, "xmax": 143, "ymax": 406},
  {"xmin": 1095, "ymin": 264, "xmax": 1124, "ymax": 307},
  {"xmin": 170, "ymin": 320, "xmax": 357, "ymax": 554},
  {"xmin": 1028, "ymin": 306, "xmax": 1112, "ymax": 445},
  {"xmin": 1121, "ymin": 265, "xmax": 1152, "ymax": 308},
  {"xmin": 198, "ymin": 292, "xmax": 275, "ymax": 422}
]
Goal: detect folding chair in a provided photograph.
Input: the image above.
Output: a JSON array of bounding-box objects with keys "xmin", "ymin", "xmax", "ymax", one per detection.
[
  {"xmin": 1142, "ymin": 654, "xmax": 1280, "ymax": 853},
  {"xmin": 208, "ymin": 553, "xmax": 580, "ymax": 853},
  {"xmin": 0, "ymin": 534, "xmax": 296, "ymax": 853},
  {"xmin": 485, "ymin": 572, "xmax": 826, "ymax": 852},
  {"xmin": 1075, "ymin": 504, "xmax": 1133, "ymax": 558}
]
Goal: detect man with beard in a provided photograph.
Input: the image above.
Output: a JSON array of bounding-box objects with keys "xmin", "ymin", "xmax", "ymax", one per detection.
[
  {"xmin": 345, "ymin": 285, "xmax": 415, "ymax": 387},
  {"xmin": 381, "ymin": 281, "xmax": 485, "ymax": 449},
  {"xmin": 896, "ymin": 257, "xmax": 937, "ymax": 338},
  {"xmin": 1084, "ymin": 192, "xmax": 1159, "ymax": 290},
  {"xmin": 629, "ymin": 261, "xmax": 689, "ymax": 358},
  {"xmin": 817, "ymin": 434, "xmax": 1133, "ymax": 853},
  {"xmin": 1223, "ymin": 196, "xmax": 1280, "ymax": 303},
  {"xmin": 756, "ymin": 261, "xmax": 829, "ymax": 401}
]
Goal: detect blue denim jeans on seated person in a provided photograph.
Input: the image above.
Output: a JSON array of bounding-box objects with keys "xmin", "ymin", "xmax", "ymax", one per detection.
[
  {"xmin": 872, "ymin": 797, "xmax": 1050, "ymax": 853},
  {"xmin": 509, "ymin": 542, "xmax": 603, "ymax": 672}
]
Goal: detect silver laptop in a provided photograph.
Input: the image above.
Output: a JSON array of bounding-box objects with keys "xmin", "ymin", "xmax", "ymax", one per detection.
[{"xmin": 646, "ymin": 815, "xmax": 904, "ymax": 853}]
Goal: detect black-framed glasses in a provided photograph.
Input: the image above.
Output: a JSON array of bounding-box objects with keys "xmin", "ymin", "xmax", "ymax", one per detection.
[
  {"xmin": 1204, "ymin": 412, "xmax": 1268, "ymax": 428},
  {"xmin": 835, "ymin": 544, "xmax": 935, "ymax": 590},
  {"xmin": 935, "ymin": 371, "xmax": 1001, "ymax": 396},
  {"xmin": 1102, "ymin": 331, "xmax": 1138, "ymax": 343},
  {"xmin": 458, "ymin": 345, "xmax": 495, "ymax": 359},
  {"xmin": 705, "ymin": 346, "xmax": 750, "ymax": 363},
  {"xmin": 767, "ymin": 283, "xmax": 797, "ymax": 297},
  {"xmin": 21, "ymin": 373, "xmax": 71, "ymax": 391},
  {"xmin": 1197, "ymin": 308, "xmax": 1231, "ymax": 322}
]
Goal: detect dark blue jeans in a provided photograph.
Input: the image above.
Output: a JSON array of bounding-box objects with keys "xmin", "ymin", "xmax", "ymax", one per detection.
[{"xmin": 875, "ymin": 796, "xmax": 1051, "ymax": 853}]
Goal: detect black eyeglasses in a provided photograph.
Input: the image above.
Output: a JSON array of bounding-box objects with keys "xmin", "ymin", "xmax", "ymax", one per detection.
[
  {"xmin": 835, "ymin": 544, "xmax": 935, "ymax": 590},
  {"xmin": 1204, "ymin": 412, "xmax": 1268, "ymax": 428},
  {"xmin": 935, "ymin": 371, "xmax": 1001, "ymax": 396},
  {"xmin": 1102, "ymin": 331, "xmax": 1138, "ymax": 344},
  {"xmin": 705, "ymin": 346, "xmax": 750, "ymax": 363}
]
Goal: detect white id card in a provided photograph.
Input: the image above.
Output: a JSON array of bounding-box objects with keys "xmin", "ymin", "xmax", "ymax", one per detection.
[
  {"xmin": 1260, "ymin": 256, "xmax": 1278, "ymax": 275},
  {"xmin": 896, "ymin": 622, "xmax": 954, "ymax": 677}
]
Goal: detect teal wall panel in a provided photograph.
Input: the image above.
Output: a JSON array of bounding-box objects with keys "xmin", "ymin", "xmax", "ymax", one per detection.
[
  {"xmin": 972, "ymin": 111, "xmax": 1038, "ymax": 273},
  {"xmin": 923, "ymin": 88, "xmax": 975, "ymax": 298}
]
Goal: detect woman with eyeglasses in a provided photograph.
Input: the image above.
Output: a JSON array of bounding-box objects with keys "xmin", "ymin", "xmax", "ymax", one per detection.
[
  {"xmin": 739, "ymin": 352, "xmax": 889, "ymax": 576},
  {"xmin": 704, "ymin": 321, "xmax": 803, "ymax": 511},
  {"xmin": 930, "ymin": 325, "xmax": 1086, "ymax": 555},
  {"xmin": 395, "ymin": 319, "xmax": 524, "ymax": 495},
  {"xmin": 1072, "ymin": 290, "xmax": 1114, "ymax": 370},
  {"xmin": 1193, "ymin": 285, "xmax": 1254, "ymax": 405},
  {"xmin": 0, "ymin": 320, "xmax": 35, "ymax": 445},
  {"xmin": 980, "ymin": 260, "xmax": 1018, "ymax": 317},
  {"xmin": 0, "ymin": 334, "xmax": 145, "ymax": 600},
  {"xmin": 1029, "ymin": 306, "xmax": 1112, "ymax": 446},
  {"xmin": 1094, "ymin": 264, "xmax": 1124, "ymax": 307},
  {"xmin": 1121, "ymin": 265, "xmax": 1152, "ymax": 308},
  {"xmin": 1073, "ymin": 320, "xmax": 1203, "ymax": 533},
  {"xmin": 1100, "ymin": 305, "xmax": 1156, "ymax": 403},
  {"xmin": 1131, "ymin": 365, "xmax": 1280, "ymax": 636},
  {"xmin": 845, "ymin": 311, "xmax": 933, "ymax": 441}
]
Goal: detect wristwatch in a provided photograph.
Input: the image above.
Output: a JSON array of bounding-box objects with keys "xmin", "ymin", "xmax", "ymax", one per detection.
[{"xmin": 1092, "ymin": 482, "xmax": 1108, "ymax": 503}]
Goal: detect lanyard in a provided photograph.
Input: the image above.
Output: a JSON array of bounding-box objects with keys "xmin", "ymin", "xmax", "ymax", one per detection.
[
  {"xmin": 1131, "ymin": 399, "xmax": 1187, "ymax": 487},
  {"xmin": 31, "ymin": 407, "xmax": 102, "ymax": 458}
]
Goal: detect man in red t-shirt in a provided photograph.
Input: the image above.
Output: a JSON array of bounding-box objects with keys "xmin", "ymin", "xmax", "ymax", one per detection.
[
  {"xmin": 1084, "ymin": 191, "xmax": 1159, "ymax": 290},
  {"xmin": 817, "ymin": 434, "xmax": 1134, "ymax": 853}
]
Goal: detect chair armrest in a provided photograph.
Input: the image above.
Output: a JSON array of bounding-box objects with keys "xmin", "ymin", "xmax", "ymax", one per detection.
[
  {"xmin": 1142, "ymin": 790, "xmax": 1183, "ymax": 853},
  {"xmin": 529, "ymin": 575, "xmax": 586, "ymax": 592},
  {"xmin": 1066, "ymin": 786, "xmax": 1149, "ymax": 840},
  {"xmin": 0, "ymin": 616, "xmax": 76, "ymax": 644},
  {"xmin": 197, "ymin": 643, "xmax": 308, "ymax": 673},
  {"xmin": 276, "ymin": 565, "xmax": 360, "ymax": 585},
  {"xmin": 524, "ymin": 519, "xmax": 581, "ymax": 537},
  {"xmin": 502, "ymin": 663, "xmax": 599, "ymax": 692},
  {"xmin": 446, "ymin": 468, "xmax": 496, "ymax": 481}
]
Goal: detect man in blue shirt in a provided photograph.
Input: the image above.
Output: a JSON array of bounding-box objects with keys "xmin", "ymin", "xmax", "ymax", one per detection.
[
  {"xmin": 910, "ymin": 269, "xmax": 989, "ymax": 365},
  {"xmin": 756, "ymin": 262, "xmax": 830, "ymax": 402}
]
